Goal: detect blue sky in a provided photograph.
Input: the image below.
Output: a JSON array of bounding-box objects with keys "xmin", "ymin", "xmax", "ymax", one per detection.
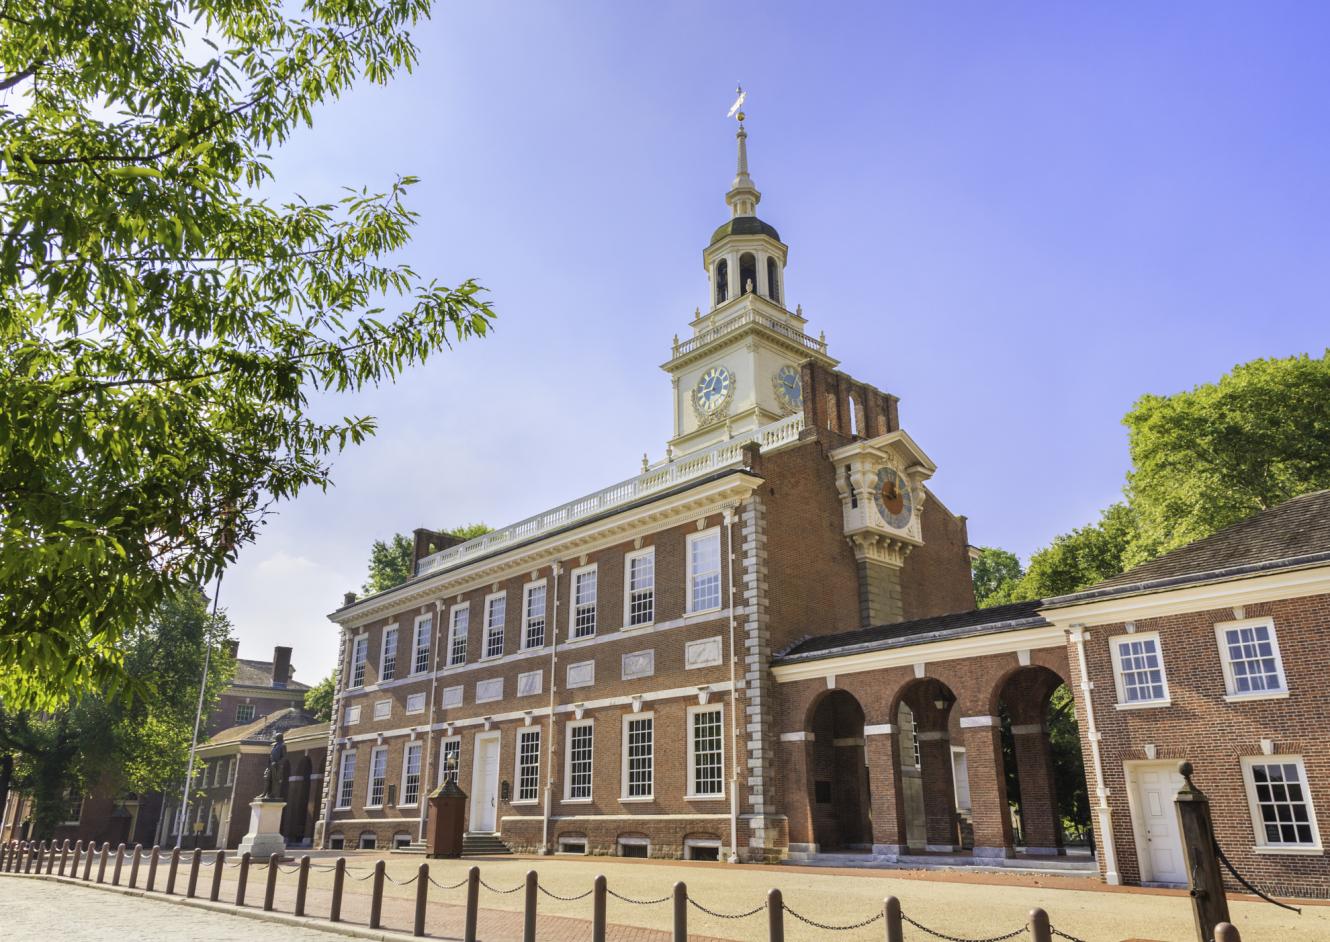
[{"xmin": 225, "ymin": 2, "xmax": 1330, "ymax": 682}]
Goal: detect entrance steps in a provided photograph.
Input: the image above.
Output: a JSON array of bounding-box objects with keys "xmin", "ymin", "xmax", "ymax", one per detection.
[
  {"xmin": 462, "ymin": 833, "xmax": 513, "ymax": 856},
  {"xmin": 390, "ymin": 841, "xmax": 428, "ymax": 855}
]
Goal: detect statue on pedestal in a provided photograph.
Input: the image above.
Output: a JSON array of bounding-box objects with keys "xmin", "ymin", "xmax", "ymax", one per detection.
[{"xmin": 262, "ymin": 732, "xmax": 287, "ymax": 800}]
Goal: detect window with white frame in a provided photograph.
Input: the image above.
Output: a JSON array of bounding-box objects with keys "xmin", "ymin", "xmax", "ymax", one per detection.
[
  {"xmin": 367, "ymin": 746, "xmax": 388, "ymax": 807},
  {"xmin": 406, "ymin": 692, "xmax": 426, "ymax": 714},
  {"xmin": 688, "ymin": 705, "xmax": 724, "ymax": 798},
  {"xmin": 1243, "ymin": 757, "xmax": 1321, "ymax": 850},
  {"xmin": 1110, "ymin": 633, "xmax": 1169, "ymax": 706},
  {"xmin": 625, "ymin": 548, "xmax": 655, "ymax": 627},
  {"xmin": 687, "ymin": 529, "xmax": 722, "ymax": 613},
  {"xmin": 381, "ymin": 625, "xmax": 398, "ymax": 681},
  {"xmin": 235, "ymin": 703, "xmax": 255, "ymax": 723},
  {"xmin": 439, "ymin": 738, "xmax": 461, "ymax": 786},
  {"xmin": 523, "ymin": 581, "xmax": 546, "ymax": 649},
  {"xmin": 516, "ymin": 728, "xmax": 541, "ymax": 803},
  {"xmin": 572, "ymin": 566, "xmax": 597, "ymax": 638},
  {"xmin": 412, "ymin": 614, "xmax": 432, "ymax": 675},
  {"xmin": 336, "ymin": 752, "xmax": 356, "ymax": 809},
  {"xmin": 1217, "ymin": 618, "xmax": 1287, "ymax": 698},
  {"xmin": 350, "ymin": 635, "xmax": 368, "ymax": 688},
  {"xmin": 448, "ymin": 604, "xmax": 469, "ymax": 666},
  {"xmin": 401, "ymin": 742, "xmax": 423, "ymax": 807},
  {"xmin": 344, "ymin": 704, "xmax": 361, "ymax": 726},
  {"xmin": 623, "ymin": 714, "xmax": 654, "ymax": 799},
  {"xmin": 484, "ymin": 593, "xmax": 506, "ymax": 659},
  {"xmin": 565, "ymin": 721, "xmax": 593, "ymax": 800}
]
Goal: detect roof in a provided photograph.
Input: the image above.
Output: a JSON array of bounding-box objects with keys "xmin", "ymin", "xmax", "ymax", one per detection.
[
  {"xmin": 206, "ymin": 707, "xmax": 320, "ymax": 747},
  {"xmin": 710, "ymin": 215, "xmax": 781, "ymax": 245},
  {"xmin": 1048, "ymin": 488, "xmax": 1330, "ymax": 607},
  {"xmin": 230, "ymin": 657, "xmax": 309, "ymax": 691},
  {"xmin": 776, "ymin": 600, "xmax": 1046, "ymax": 663}
]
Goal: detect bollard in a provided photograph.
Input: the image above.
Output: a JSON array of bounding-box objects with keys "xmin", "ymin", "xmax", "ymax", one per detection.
[
  {"xmin": 145, "ymin": 845, "xmax": 159, "ymax": 891},
  {"xmin": 235, "ymin": 852, "xmax": 251, "ymax": 906},
  {"xmin": 884, "ymin": 896, "xmax": 903, "ymax": 942},
  {"xmin": 164, "ymin": 846, "xmax": 180, "ymax": 894},
  {"xmin": 329, "ymin": 857, "xmax": 346, "ymax": 922},
  {"xmin": 1214, "ymin": 924, "xmax": 1242, "ymax": 942},
  {"xmin": 1176, "ymin": 762, "xmax": 1231, "ymax": 942},
  {"xmin": 68, "ymin": 842, "xmax": 80, "ymax": 880},
  {"xmin": 26, "ymin": 841, "xmax": 36, "ymax": 874},
  {"xmin": 414, "ymin": 862, "xmax": 429, "ymax": 937},
  {"xmin": 210, "ymin": 851, "xmax": 225, "ymax": 902},
  {"xmin": 294, "ymin": 855, "xmax": 310, "ymax": 916},
  {"xmin": 592, "ymin": 874, "xmax": 607, "ymax": 942},
  {"xmin": 112, "ymin": 843, "xmax": 126, "ymax": 886},
  {"xmin": 2, "ymin": 841, "xmax": 10, "ymax": 872},
  {"xmin": 82, "ymin": 842, "xmax": 95, "ymax": 880},
  {"xmin": 263, "ymin": 853, "xmax": 279, "ymax": 911},
  {"xmin": 187, "ymin": 848, "xmax": 202, "ymax": 898},
  {"xmin": 463, "ymin": 865, "xmax": 480, "ymax": 942},
  {"xmin": 369, "ymin": 859, "xmax": 386, "ymax": 929},
  {"xmin": 767, "ymin": 888, "xmax": 784, "ymax": 942},
  {"xmin": 32, "ymin": 841, "xmax": 43, "ymax": 874},
  {"xmin": 96, "ymin": 843, "xmax": 109, "ymax": 884},
  {"xmin": 672, "ymin": 881, "xmax": 687, "ymax": 942},
  {"xmin": 523, "ymin": 869, "xmax": 538, "ymax": 942},
  {"xmin": 1029, "ymin": 907, "xmax": 1052, "ymax": 942},
  {"xmin": 128, "ymin": 845, "xmax": 142, "ymax": 888},
  {"xmin": 47, "ymin": 840, "xmax": 59, "ymax": 874}
]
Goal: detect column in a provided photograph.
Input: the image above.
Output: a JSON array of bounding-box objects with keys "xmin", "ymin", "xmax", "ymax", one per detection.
[
  {"xmin": 960, "ymin": 717, "xmax": 1014, "ymax": 858},
  {"xmin": 917, "ymin": 732, "xmax": 959, "ymax": 850},
  {"xmin": 779, "ymin": 736, "xmax": 816, "ymax": 854},
  {"xmin": 1011, "ymin": 724, "xmax": 1063, "ymax": 854},
  {"xmin": 864, "ymin": 723, "xmax": 905, "ymax": 857}
]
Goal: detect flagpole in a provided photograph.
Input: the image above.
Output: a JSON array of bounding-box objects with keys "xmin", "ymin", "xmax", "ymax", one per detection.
[{"xmin": 174, "ymin": 571, "xmax": 224, "ymax": 849}]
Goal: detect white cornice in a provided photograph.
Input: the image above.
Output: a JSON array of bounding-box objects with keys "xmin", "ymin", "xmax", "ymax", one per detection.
[
  {"xmin": 1041, "ymin": 563, "xmax": 1330, "ymax": 629},
  {"xmin": 771, "ymin": 624, "xmax": 1067, "ymax": 684},
  {"xmin": 328, "ymin": 475, "xmax": 761, "ymax": 628}
]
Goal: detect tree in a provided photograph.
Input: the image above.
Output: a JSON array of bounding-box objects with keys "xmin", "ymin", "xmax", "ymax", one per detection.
[
  {"xmin": 1015, "ymin": 502, "xmax": 1137, "ymax": 600},
  {"xmin": 0, "ymin": 1, "xmax": 495, "ymax": 709},
  {"xmin": 971, "ymin": 547, "xmax": 1024, "ymax": 608},
  {"xmin": 0, "ymin": 593, "xmax": 232, "ymax": 839},
  {"xmin": 304, "ymin": 673, "xmax": 334, "ymax": 724},
  {"xmin": 1124, "ymin": 351, "xmax": 1330, "ymax": 565},
  {"xmin": 362, "ymin": 523, "xmax": 492, "ymax": 594}
]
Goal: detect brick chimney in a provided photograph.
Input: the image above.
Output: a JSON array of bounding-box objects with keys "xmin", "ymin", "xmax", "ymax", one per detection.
[
  {"xmin": 225, "ymin": 638, "xmax": 240, "ymax": 660},
  {"xmin": 271, "ymin": 646, "xmax": 292, "ymax": 688}
]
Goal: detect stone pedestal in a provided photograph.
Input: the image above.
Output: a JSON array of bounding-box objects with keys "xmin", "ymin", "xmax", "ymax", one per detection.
[{"xmin": 237, "ymin": 799, "xmax": 287, "ymax": 858}]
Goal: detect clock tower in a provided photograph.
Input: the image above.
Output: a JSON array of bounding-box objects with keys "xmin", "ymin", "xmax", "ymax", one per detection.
[{"xmin": 663, "ymin": 103, "xmax": 837, "ymax": 457}]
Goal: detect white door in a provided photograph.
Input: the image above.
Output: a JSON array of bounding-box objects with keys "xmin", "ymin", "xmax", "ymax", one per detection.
[
  {"xmin": 1129, "ymin": 763, "xmax": 1187, "ymax": 884},
  {"xmin": 470, "ymin": 735, "xmax": 500, "ymax": 833}
]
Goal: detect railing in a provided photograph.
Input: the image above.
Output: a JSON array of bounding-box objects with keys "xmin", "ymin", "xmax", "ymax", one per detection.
[
  {"xmin": 414, "ymin": 412, "xmax": 806, "ymax": 578},
  {"xmin": 672, "ymin": 305, "xmax": 826, "ymax": 359}
]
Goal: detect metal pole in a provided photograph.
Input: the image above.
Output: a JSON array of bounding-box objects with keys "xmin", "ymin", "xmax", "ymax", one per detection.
[
  {"xmin": 175, "ymin": 573, "xmax": 224, "ymax": 850},
  {"xmin": 210, "ymin": 851, "xmax": 225, "ymax": 901},
  {"xmin": 672, "ymin": 881, "xmax": 687, "ymax": 942},
  {"xmin": 330, "ymin": 857, "xmax": 346, "ymax": 922},
  {"xmin": 767, "ymin": 887, "xmax": 784, "ymax": 942},
  {"xmin": 186, "ymin": 847, "xmax": 201, "ymax": 897},
  {"xmin": 294, "ymin": 855, "xmax": 310, "ymax": 916},
  {"xmin": 369, "ymin": 859, "xmax": 386, "ymax": 929},
  {"xmin": 592, "ymin": 874, "xmax": 606, "ymax": 942},
  {"xmin": 414, "ymin": 863, "xmax": 429, "ymax": 937},
  {"xmin": 235, "ymin": 851, "xmax": 250, "ymax": 906},
  {"xmin": 523, "ymin": 869, "xmax": 538, "ymax": 942},
  {"xmin": 884, "ymin": 896, "xmax": 903, "ymax": 942},
  {"xmin": 264, "ymin": 853, "xmax": 279, "ymax": 911},
  {"xmin": 1029, "ymin": 907, "xmax": 1052, "ymax": 942},
  {"xmin": 112, "ymin": 844, "xmax": 126, "ymax": 886},
  {"xmin": 464, "ymin": 866, "xmax": 480, "ymax": 942}
]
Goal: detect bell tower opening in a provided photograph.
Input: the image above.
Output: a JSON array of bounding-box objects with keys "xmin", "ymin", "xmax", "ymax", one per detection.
[
  {"xmin": 714, "ymin": 259, "xmax": 729, "ymax": 305},
  {"xmin": 766, "ymin": 257, "xmax": 780, "ymax": 303},
  {"xmin": 739, "ymin": 253, "xmax": 756, "ymax": 295}
]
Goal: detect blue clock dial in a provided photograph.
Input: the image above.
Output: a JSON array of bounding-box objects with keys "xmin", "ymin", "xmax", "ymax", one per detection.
[
  {"xmin": 694, "ymin": 366, "xmax": 734, "ymax": 415},
  {"xmin": 774, "ymin": 365, "xmax": 803, "ymax": 411}
]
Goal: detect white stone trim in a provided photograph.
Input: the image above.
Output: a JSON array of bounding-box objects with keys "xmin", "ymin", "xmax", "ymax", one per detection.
[
  {"xmin": 958, "ymin": 715, "xmax": 998, "ymax": 728},
  {"xmin": 864, "ymin": 723, "xmax": 895, "ymax": 736},
  {"xmin": 779, "ymin": 731, "xmax": 811, "ymax": 742}
]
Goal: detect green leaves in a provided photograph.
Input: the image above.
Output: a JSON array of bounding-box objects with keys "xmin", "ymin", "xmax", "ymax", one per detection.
[{"xmin": 0, "ymin": 1, "xmax": 495, "ymax": 708}]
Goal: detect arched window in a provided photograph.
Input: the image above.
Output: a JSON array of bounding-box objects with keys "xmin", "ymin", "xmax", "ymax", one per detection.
[
  {"xmin": 714, "ymin": 260, "xmax": 728, "ymax": 305},
  {"xmin": 739, "ymin": 253, "xmax": 757, "ymax": 295},
  {"xmin": 766, "ymin": 257, "xmax": 780, "ymax": 303}
]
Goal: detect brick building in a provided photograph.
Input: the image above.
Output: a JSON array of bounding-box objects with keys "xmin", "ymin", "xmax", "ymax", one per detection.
[{"xmin": 312, "ymin": 112, "xmax": 1330, "ymax": 894}]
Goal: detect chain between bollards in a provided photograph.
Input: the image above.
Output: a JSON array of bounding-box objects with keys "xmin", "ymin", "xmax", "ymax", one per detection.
[
  {"xmin": 295, "ymin": 855, "xmax": 311, "ymax": 916},
  {"xmin": 264, "ymin": 853, "xmax": 279, "ymax": 911},
  {"xmin": 210, "ymin": 851, "xmax": 225, "ymax": 901}
]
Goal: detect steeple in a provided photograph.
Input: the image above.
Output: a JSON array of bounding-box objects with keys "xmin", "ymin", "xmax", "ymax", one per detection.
[{"xmin": 726, "ymin": 117, "xmax": 761, "ymax": 218}]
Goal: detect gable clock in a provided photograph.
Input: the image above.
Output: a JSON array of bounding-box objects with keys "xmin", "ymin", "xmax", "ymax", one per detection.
[{"xmin": 830, "ymin": 430, "xmax": 937, "ymax": 625}]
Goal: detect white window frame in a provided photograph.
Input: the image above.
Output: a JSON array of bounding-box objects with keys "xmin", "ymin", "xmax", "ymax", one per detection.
[
  {"xmin": 336, "ymin": 751, "xmax": 356, "ymax": 810},
  {"xmin": 476, "ymin": 677, "xmax": 504, "ymax": 704},
  {"xmin": 514, "ymin": 727, "xmax": 541, "ymax": 805},
  {"xmin": 411, "ymin": 613, "xmax": 433, "ymax": 676},
  {"xmin": 438, "ymin": 736, "xmax": 461, "ymax": 786},
  {"xmin": 400, "ymin": 741, "xmax": 423, "ymax": 808},
  {"xmin": 405, "ymin": 692, "xmax": 426, "ymax": 715},
  {"xmin": 441, "ymin": 685, "xmax": 463, "ymax": 708},
  {"xmin": 447, "ymin": 603, "xmax": 469, "ymax": 667},
  {"xmin": 235, "ymin": 702, "xmax": 256, "ymax": 724},
  {"xmin": 564, "ymin": 719, "xmax": 594, "ymax": 802},
  {"xmin": 349, "ymin": 634, "xmax": 369, "ymax": 688},
  {"xmin": 373, "ymin": 699, "xmax": 391, "ymax": 721},
  {"xmin": 1215, "ymin": 617, "xmax": 1289, "ymax": 702},
  {"xmin": 380, "ymin": 624, "xmax": 399, "ymax": 681},
  {"xmin": 522, "ymin": 580, "xmax": 547, "ymax": 650},
  {"xmin": 570, "ymin": 564, "xmax": 598, "ymax": 639},
  {"xmin": 686, "ymin": 704, "xmax": 725, "ymax": 800},
  {"xmin": 1241, "ymin": 755, "xmax": 1323, "ymax": 854},
  {"xmin": 623, "ymin": 547, "xmax": 655, "ymax": 629},
  {"xmin": 343, "ymin": 704, "xmax": 361, "ymax": 726},
  {"xmin": 366, "ymin": 745, "xmax": 388, "ymax": 808},
  {"xmin": 621, "ymin": 711, "xmax": 655, "ymax": 801},
  {"xmin": 517, "ymin": 669, "xmax": 543, "ymax": 697},
  {"xmin": 483, "ymin": 592, "xmax": 506, "ymax": 660},
  {"xmin": 1109, "ymin": 631, "xmax": 1171, "ymax": 709},
  {"xmin": 686, "ymin": 528, "xmax": 723, "ymax": 615}
]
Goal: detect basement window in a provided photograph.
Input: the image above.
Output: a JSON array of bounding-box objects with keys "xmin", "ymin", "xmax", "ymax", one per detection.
[
  {"xmin": 328, "ymin": 834, "xmax": 345, "ymax": 850},
  {"xmin": 685, "ymin": 839, "xmax": 720, "ymax": 862},
  {"xmin": 393, "ymin": 832, "xmax": 412, "ymax": 849},
  {"xmin": 618, "ymin": 836, "xmax": 649, "ymax": 859},
  {"xmin": 359, "ymin": 832, "xmax": 377, "ymax": 850},
  {"xmin": 558, "ymin": 839, "xmax": 587, "ymax": 855}
]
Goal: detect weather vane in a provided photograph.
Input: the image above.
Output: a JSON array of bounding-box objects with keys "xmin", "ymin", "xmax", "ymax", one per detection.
[{"xmin": 726, "ymin": 84, "xmax": 746, "ymax": 124}]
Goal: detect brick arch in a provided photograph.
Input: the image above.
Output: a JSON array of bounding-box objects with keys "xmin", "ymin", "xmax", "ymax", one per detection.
[
  {"xmin": 889, "ymin": 677, "xmax": 961, "ymax": 851},
  {"xmin": 805, "ymin": 689, "xmax": 871, "ymax": 850},
  {"xmin": 986, "ymin": 663, "xmax": 1068, "ymax": 721}
]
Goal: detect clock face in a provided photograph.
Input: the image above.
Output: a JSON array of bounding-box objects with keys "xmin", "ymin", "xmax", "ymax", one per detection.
[
  {"xmin": 873, "ymin": 467, "xmax": 914, "ymax": 530},
  {"xmin": 773, "ymin": 364, "xmax": 803, "ymax": 412},
  {"xmin": 693, "ymin": 366, "xmax": 734, "ymax": 415}
]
